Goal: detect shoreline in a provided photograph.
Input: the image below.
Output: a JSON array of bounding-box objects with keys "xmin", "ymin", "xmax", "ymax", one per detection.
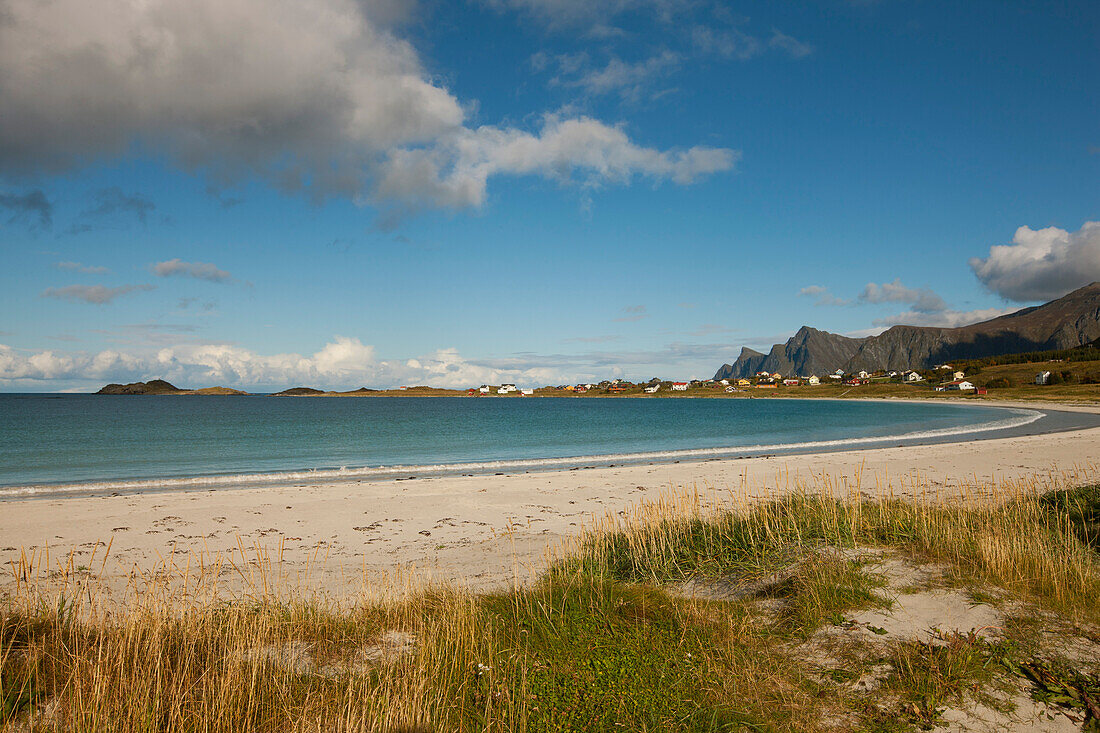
[
  {"xmin": 1, "ymin": 399, "xmax": 1098, "ymax": 601},
  {"xmin": 3, "ymin": 398, "xmax": 1098, "ymax": 502}
]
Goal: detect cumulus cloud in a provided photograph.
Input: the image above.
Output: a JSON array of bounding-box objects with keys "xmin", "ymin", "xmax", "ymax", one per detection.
[
  {"xmin": 870, "ymin": 307, "xmax": 1020, "ymax": 329},
  {"xmin": 969, "ymin": 221, "xmax": 1100, "ymax": 302},
  {"xmin": 152, "ymin": 259, "xmax": 232, "ymax": 282},
  {"xmin": 0, "ymin": 337, "xmax": 564, "ymax": 391},
  {"xmin": 41, "ymin": 284, "xmax": 154, "ymax": 305},
  {"xmin": 798, "ymin": 285, "xmax": 849, "ymax": 307},
  {"xmin": 0, "ymin": 0, "xmax": 734, "ymax": 214},
  {"xmin": 0, "ymin": 189, "xmax": 52, "ymax": 228},
  {"xmin": 56, "ymin": 261, "xmax": 110, "ymax": 274},
  {"xmin": 374, "ymin": 115, "xmax": 737, "ymax": 215},
  {"xmin": 858, "ymin": 279, "xmax": 947, "ymax": 313}
]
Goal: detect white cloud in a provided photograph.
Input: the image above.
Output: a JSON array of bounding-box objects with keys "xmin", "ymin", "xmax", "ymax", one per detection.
[
  {"xmin": 152, "ymin": 259, "xmax": 232, "ymax": 282},
  {"xmin": 547, "ymin": 51, "xmax": 681, "ymax": 101},
  {"xmin": 613, "ymin": 304, "xmax": 648, "ymax": 322},
  {"xmin": 969, "ymin": 221, "xmax": 1100, "ymax": 302},
  {"xmin": 484, "ymin": 0, "xmax": 685, "ymax": 29},
  {"xmin": 768, "ymin": 30, "xmax": 813, "ymax": 59},
  {"xmin": 374, "ymin": 115, "xmax": 738, "ymax": 214},
  {"xmin": 0, "ymin": 0, "xmax": 734, "ymax": 214},
  {"xmin": 0, "ymin": 337, "xmax": 567, "ymax": 391},
  {"xmin": 41, "ymin": 284, "xmax": 154, "ymax": 305},
  {"xmin": 870, "ymin": 307, "xmax": 1019, "ymax": 329},
  {"xmin": 858, "ymin": 279, "xmax": 947, "ymax": 313},
  {"xmin": 798, "ymin": 285, "xmax": 850, "ymax": 307},
  {"xmin": 691, "ymin": 25, "xmax": 763, "ymax": 60},
  {"xmin": 56, "ymin": 261, "xmax": 109, "ymax": 274}
]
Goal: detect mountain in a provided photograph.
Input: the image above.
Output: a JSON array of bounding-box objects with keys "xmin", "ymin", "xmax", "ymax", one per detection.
[
  {"xmin": 716, "ymin": 347, "xmax": 766, "ymax": 380},
  {"xmin": 714, "ymin": 327, "xmax": 868, "ymax": 380},
  {"xmin": 713, "ymin": 282, "xmax": 1100, "ymax": 379}
]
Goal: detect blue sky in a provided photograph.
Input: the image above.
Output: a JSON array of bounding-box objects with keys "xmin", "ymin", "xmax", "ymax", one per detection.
[{"xmin": 1, "ymin": 0, "xmax": 1098, "ymax": 391}]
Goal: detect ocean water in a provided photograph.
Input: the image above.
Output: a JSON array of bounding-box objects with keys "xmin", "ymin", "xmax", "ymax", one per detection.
[{"xmin": 0, "ymin": 394, "xmax": 1040, "ymax": 498}]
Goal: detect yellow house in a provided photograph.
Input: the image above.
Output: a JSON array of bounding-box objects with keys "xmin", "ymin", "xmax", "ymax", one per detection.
[
  {"xmin": 736, "ymin": 378, "xmax": 751, "ymax": 387},
  {"xmin": 564, "ymin": 385, "xmax": 575, "ymax": 392}
]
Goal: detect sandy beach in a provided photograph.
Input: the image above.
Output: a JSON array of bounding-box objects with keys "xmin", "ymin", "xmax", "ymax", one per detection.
[{"xmin": 3, "ymin": 399, "xmax": 1099, "ymax": 602}]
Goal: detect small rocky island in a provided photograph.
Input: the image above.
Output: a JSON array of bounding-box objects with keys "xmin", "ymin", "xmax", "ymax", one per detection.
[{"xmin": 96, "ymin": 380, "xmax": 249, "ymax": 395}]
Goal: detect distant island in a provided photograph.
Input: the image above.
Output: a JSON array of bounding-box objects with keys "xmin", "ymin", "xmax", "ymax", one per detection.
[
  {"xmin": 94, "ymin": 381, "xmax": 464, "ymax": 397},
  {"xmin": 271, "ymin": 386, "xmax": 464, "ymax": 397},
  {"xmin": 96, "ymin": 380, "xmax": 249, "ymax": 396}
]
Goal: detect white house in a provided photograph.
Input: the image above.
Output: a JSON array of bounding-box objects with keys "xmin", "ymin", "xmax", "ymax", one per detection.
[
  {"xmin": 807, "ymin": 375, "xmax": 820, "ymax": 385},
  {"xmin": 953, "ymin": 371, "xmax": 966, "ymax": 381},
  {"xmin": 724, "ymin": 385, "xmax": 737, "ymax": 393},
  {"xmin": 1036, "ymin": 371, "xmax": 1052, "ymax": 385},
  {"xmin": 499, "ymin": 384, "xmax": 517, "ymax": 393},
  {"xmin": 944, "ymin": 380, "xmax": 975, "ymax": 391},
  {"xmin": 671, "ymin": 382, "xmax": 689, "ymax": 391},
  {"xmin": 906, "ymin": 372, "xmax": 923, "ymax": 382},
  {"xmin": 644, "ymin": 384, "xmax": 660, "ymax": 393},
  {"xmin": 478, "ymin": 385, "xmax": 491, "ymax": 394},
  {"xmin": 719, "ymin": 379, "xmax": 730, "ymax": 386},
  {"xmin": 857, "ymin": 370, "xmax": 870, "ymax": 379},
  {"xmin": 520, "ymin": 389, "xmax": 534, "ymax": 396}
]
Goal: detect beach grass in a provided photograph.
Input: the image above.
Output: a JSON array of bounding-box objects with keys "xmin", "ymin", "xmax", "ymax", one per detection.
[{"xmin": 3, "ymin": 475, "xmax": 1100, "ymax": 731}]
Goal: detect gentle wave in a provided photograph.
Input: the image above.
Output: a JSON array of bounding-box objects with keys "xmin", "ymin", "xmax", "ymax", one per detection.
[{"xmin": 0, "ymin": 407, "xmax": 1043, "ymax": 499}]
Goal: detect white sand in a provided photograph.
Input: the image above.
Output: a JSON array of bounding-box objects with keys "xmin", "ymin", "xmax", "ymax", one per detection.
[{"xmin": 2, "ymin": 400, "xmax": 1098, "ymax": 601}]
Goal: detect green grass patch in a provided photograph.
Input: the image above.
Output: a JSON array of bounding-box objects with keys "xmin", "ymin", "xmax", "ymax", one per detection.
[
  {"xmin": 1039, "ymin": 485, "xmax": 1100, "ymax": 551},
  {"xmin": 479, "ymin": 575, "xmax": 768, "ymax": 731},
  {"xmin": 772, "ymin": 555, "xmax": 890, "ymax": 637},
  {"xmin": 881, "ymin": 631, "xmax": 1019, "ymax": 730}
]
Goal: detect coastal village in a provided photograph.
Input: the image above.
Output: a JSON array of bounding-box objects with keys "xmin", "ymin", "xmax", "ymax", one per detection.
[{"xmin": 461, "ymin": 364, "xmax": 1056, "ymax": 398}]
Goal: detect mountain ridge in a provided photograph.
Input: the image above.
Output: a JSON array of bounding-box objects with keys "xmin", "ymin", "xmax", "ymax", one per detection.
[{"xmin": 714, "ymin": 282, "xmax": 1100, "ymax": 380}]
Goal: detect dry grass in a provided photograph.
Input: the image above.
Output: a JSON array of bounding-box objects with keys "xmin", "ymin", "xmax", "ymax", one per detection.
[{"xmin": 3, "ymin": 469, "xmax": 1100, "ymax": 731}]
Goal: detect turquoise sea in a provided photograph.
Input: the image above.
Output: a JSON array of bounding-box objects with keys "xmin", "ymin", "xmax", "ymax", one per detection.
[{"xmin": 0, "ymin": 394, "xmax": 1049, "ymax": 499}]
